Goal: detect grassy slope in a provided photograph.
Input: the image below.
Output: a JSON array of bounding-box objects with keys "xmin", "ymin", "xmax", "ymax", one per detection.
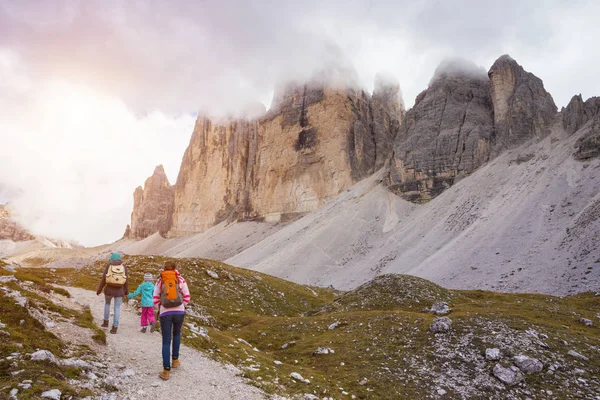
[
  {"xmin": 0, "ymin": 268, "xmax": 100, "ymax": 399},
  {"xmin": 10, "ymin": 256, "xmax": 600, "ymax": 399}
]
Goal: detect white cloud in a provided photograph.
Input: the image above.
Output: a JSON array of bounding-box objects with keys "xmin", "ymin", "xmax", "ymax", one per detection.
[{"xmin": 0, "ymin": 50, "xmax": 193, "ymax": 245}]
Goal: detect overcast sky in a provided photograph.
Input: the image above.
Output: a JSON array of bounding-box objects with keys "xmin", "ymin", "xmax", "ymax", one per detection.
[{"xmin": 1, "ymin": 0, "xmax": 599, "ymax": 246}]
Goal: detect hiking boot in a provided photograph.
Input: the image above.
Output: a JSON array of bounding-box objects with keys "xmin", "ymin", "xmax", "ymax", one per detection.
[
  {"xmin": 150, "ymin": 322, "xmax": 156, "ymax": 333},
  {"xmin": 110, "ymin": 326, "xmax": 118, "ymax": 334},
  {"xmin": 101, "ymin": 320, "xmax": 109, "ymax": 328},
  {"xmin": 159, "ymin": 369, "xmax": 170, "ymax": 380},
  {"xmin": 171, "ymin": 359, "xmax": 181, "ymax": 369},
  {"xmin": 140, "ymin": 326, "xmax": 147, "ymax": 333}
]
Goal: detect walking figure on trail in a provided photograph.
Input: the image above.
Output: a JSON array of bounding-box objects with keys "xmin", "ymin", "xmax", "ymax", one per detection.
[
  {"xmin": 127, "ymin": 272, "xmax": 157, "ymax": 333},
  {"xmin": 153, "ymin": 260, "xmax": 191, "ymax": 380},
  {"xmin": 96, "ymin": 252, "xmax": 129, "ymax": 334}
]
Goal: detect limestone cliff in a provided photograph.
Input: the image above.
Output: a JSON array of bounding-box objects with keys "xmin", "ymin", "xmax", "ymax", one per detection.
[
  {"xmin": 562, "ymin": 94, "xmax": 600, "ymax": 135},
  {"xmin": 389, "ymin": 59, "xmax": 495, "ymax": 202},
  {"xmin": 170, "ymin": 118, "xmax": 259, "ymax": 236},
  {"xmin": 168, "ymin": 80, "xmax": 404, "ymax": 236},
  {"xmin": 562, "ymin": 94, "xmax": 600, "ymax": 160},
  {"xmin": 128, "ymin": 165, "xmax": 174, "ymax": 238},
  {"xmin": 0, "ymin": 204, "xmax": 35, "ymax": 241},
  {"xmin": 488, "ymin": 55, "xmax": 557, "ymax": 152},
  {"xmin": 390, "ymin": 55, "xmax": 558, "ymax": 202}
]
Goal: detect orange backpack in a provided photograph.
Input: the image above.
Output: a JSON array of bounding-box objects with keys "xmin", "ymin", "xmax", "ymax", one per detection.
[{"xmin": 160, "ymin": 270, "xmax": 183, "ymax": 308}]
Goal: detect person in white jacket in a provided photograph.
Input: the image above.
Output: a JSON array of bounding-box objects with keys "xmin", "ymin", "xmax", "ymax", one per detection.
[{"xmin": 153, "ymin": 260, "xmax": 191, "ymax": 380}]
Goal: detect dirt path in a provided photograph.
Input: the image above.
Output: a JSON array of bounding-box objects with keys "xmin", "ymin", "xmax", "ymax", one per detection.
[{"xmin": 67, "ymin": 287, "xmax": 270, "ymax": 400}]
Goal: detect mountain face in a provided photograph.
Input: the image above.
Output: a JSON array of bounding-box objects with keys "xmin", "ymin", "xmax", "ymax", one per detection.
[
  {"xmin": 131, "ymin": 75, "xmax": 404, "ymax": 238},
  {"xmin": 488, "ymin": 55, "xmax": 557, "ymax": 152},
  {"xmin": 127, "ymin": 165, "xmax": 174, "ymax": 238},
  {"xmin": 389, "ymin": 55, "xmax": 557, "ymax": 202},
  {"xmin": 562, "ymin": 94, "xmax": 600, "ymax": 160},
  {"xmin": 389, "ymin": 60, "xmax": 495, "ymax": 202},
  {"xmin": 0, "ymin": 204, "xmax": 35, "ymax": 241},
  {"xmin": 126, "ymin": 55, "xmax": 585, "ymax": 247}
]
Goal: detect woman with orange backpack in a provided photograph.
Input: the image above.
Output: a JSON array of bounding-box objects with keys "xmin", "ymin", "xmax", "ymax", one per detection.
[{"xmin": 152, "ymin": 260, "xmax": 191, "ymax": 381}]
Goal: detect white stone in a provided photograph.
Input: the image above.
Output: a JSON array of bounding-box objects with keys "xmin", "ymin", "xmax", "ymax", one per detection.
[
  {"xmin": 514, "ymin": 355, "xmax": 543, "ymax": 374},
  {"xmin": 328, "ymin": 322, "xmax": 340, "ymax": 330},
  {"xmin": 485, "ymin": 348, "xmax": 501, "ymax": 361},
  {"xmin": 429, "ymin": 302, "xmax": 452, "ymax": 315},
  {"xmin": 290, "ymin": 372, "xmax": 310, "ymax": 383},
  {"xmin": 30, "ymin": 350, "xmax": 57, "ymax": 363},
  {"xmin": 274, "ymin": 360, "xmax": 283, "ymax": 365},
  {"xmin": 206, "ymin": 270, "xmax": 219, "ymax": 279},
  {"xmin": 568, "ymin": 350, "xmax": 589, "ymax": 361},
  {"xmin": 121, "ymin": 369, "xmax": 136, "ymax": 378},
  {"xmin": 493, "ymin": 364, "xmax": 524, "ymax": 386},
  {"xmin": 41, "ymin": 389, "xmax": 62, "ymax": 399},
  {"xmin": 9, "ymin": 388, "xmax": 18, "ymax": 399},
  {"xmin": 61, "ymin": 358, "xmax": 92, "ymax": 370},
  {"xmin": 429, "ymin": 317, "xmax": 452, "ymax": 333}
]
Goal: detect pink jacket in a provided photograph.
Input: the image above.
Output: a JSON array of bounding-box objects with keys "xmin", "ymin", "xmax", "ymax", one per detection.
[{"xmin": 152, "ymin": 270, "xmax": 191, "ymax": 316}]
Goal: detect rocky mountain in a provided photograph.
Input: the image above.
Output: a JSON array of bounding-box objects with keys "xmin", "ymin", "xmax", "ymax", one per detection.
[
  {"xmin": 0, "ymin": 204, "xmax": 81, "ymax": 263},
  {"xmin": 127, "ymin": 165, "xmax": 174, "ymax": 239},
  {"xmin": 389, "ymin": 59, "xmax": 495, "ymax": 202},
  {"xmin": 129, "ymin": 71, "xmax": 404, "ymax": 238},
  {"xmin": 389, "ymin": 55, "xmax": 557, "ymax": 202},
  {"xmin": 0, "ymin": 204, "xmax": 35, "ymax": 242}
]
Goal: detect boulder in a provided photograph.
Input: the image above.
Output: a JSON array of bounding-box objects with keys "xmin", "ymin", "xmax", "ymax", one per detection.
[
  {"xmin": 493, "ymin": 364, "xmax": 524, "ymax": 386},
  {"xmin": 429, "ymin": 317, "xmax": 452, "ymax": 333},
  {"xmin": 485, "ymin": 348, "xmax": 501, "ymax": 361},
  {"xmin": 513, "ymin": 355, "xmax": 543, "ymax": 374},
  {"xmin": 428, "ymin": 302, "xmax": 452, "ymax": 316}
]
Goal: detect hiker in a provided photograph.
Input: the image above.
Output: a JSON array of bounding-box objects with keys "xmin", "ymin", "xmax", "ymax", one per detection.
[
  {"xmin": 153, "ymin": 260, "xmax": 191, "ymax": 380},
  {"xmin": 96, "ymin": 252, "xmax": 129, "ymax": 334},
  {"xmin": 127, "ymin": 272, "xmax": 157, "ymax": 333}
]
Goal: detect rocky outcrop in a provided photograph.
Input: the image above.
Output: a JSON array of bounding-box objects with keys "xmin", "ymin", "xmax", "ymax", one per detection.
[
  {"xmin": 0, "ymin": 205, "xmax": 35, "ymax": 241},
  {"xmin": 390, "ymin": 55, "xmax": 559, "ymax": 203},
  {"xmin": 170, "ymin": 118, "xmax": 259, "ymax": 236},
  {"xmin": 389, "ymin": 59, "xmax": 494, "ymax": 202},
  {"xmin": 371, "ymin": 74, "xmax": 404, "ymax": 171},
  {"xmin": 488, "ymin": 55, "xmax": 557, "ymax": 152},
  {"xmin": 166, "ymin": 77, "xmax": 404, "ymax": 237},
  {"xmin": 573, "ymin": 119, "xmax": 600, "ymax": 160},
  {"xmin": 562, "ymin": 94, "xmax": 600, "ymax": 135},
  {"xmin": 128, "ymin": 165, "xmax": 174, "ymax": 238}
]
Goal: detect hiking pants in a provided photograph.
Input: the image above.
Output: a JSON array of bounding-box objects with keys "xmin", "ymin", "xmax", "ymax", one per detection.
[
  {"xmin": 140, "ymin": 306, "xmax": 156, "ymax": 326},
  {"xmin": 160, "ymin": 313, "xmax": 185, "ymax": 370},
  {"xmin": 104, "ymin": 295, "xmax": 123, "ymax": 327}
]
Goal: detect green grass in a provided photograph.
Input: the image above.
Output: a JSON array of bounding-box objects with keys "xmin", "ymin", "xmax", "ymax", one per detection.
[
  {"xmin": 0, "ymin": 291, "xmax": 96, "ymax": 399},
  {"xmin": 8, "ymin": 256, "xmax": 600, "ymax": 399}
]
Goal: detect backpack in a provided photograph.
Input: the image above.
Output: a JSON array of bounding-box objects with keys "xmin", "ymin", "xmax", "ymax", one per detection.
[
  {"xmin": 160, "ymin": 270, "xmax": 183, "ymax": 308},
  {"xmin": 105, "ymin": 264, "xmax": 127, "ymax": 287}
]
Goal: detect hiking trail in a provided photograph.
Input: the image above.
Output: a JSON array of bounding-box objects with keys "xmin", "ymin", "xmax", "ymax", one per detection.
[{"xmin": 66, "ymin": 287, "xmax": 270, "ymax": 400}]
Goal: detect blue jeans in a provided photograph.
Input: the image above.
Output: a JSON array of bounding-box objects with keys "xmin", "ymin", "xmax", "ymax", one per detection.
[
  {"xmin": 104, "ymin": 295, "xmax": 123, "ymax": 327},
  {"xmin": 160, "ymin": 313, "xmax": 185, "ymax": 369}
]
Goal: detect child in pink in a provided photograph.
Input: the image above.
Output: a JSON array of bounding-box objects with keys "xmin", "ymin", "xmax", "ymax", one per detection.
[{"xmin": 127, "ymin": 272, "xmax": 157, "ymax": 332}]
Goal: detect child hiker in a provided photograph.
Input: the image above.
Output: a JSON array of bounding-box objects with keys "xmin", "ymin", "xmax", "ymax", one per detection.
[{"xmin": 127, "ymin": 272, "xmax": 157, "ymax": 333}]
